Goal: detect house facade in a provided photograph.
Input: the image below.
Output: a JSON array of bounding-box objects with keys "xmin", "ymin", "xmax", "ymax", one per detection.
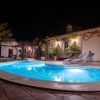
[
  {"xmin": 0, "ymin": 41, "xmax": 35, "ymax": 58},
  {"xmin": 47, "ymin": 27, "xmax": 100, "ymax": 61},
  {"xmin": 0, "ymin": 41, "xmax": 21, "ymax": 58}
]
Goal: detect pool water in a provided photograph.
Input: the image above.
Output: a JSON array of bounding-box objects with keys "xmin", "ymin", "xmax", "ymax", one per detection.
[{"xmin": 0, "ymin": 60, "xmax": 100, "ymax": 83}]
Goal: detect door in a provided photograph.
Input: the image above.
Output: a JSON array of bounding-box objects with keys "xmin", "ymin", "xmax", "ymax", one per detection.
[{"xmin": 8, "ymin": 49, "xmax": 13, "ymax": 58}]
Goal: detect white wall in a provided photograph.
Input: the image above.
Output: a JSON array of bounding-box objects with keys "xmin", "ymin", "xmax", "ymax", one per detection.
[
  {"xmin": 1, "ymin": 46, "xmax": 21, "ymax": 58},
  {"xmin": 82, "ymin": 34, "xmax": 100, "ymax": 61},
  {"xmin": 67, "ymin": 34, "xmax": 100, "ymax": 61},
  {"xmin": 68, "ymin": 36, "xmax": 82, "ymax": 47},
  {"xmin": 55, "ymin": 41, "xmax": 64, "ymax": 51},
  {"xmin": 1, "ymin": 41, "xmax": 22, "ymax": 58},
  {"xmin": 49, "ymin": 40, "xmax": 64, "ymax": 51},
  {"xmin": 1, "ymin": 46, "xmax": 15, "ymax": 57},
  {"xmin": 68, "ymin": 34, "xmax": 100, "ymax": 61}
]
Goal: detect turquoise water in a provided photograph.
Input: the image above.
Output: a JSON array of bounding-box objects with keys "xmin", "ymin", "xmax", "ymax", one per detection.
[{"xmin": 0, "ymin": 60, "xmax": 100, "ymax": 83}]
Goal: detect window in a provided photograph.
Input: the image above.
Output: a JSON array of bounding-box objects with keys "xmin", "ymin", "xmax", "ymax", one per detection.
[
  {"xmin": 8, "ymin": 49, "xmax": 13, "ymax": 57},
  {"xmin": 64, "ymin": 41, "xmax": 68, "ymax": 48}
]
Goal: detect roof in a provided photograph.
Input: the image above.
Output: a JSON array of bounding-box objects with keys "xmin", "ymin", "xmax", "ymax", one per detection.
[
  {"xmin": 47, "ymin": 27, "xmax": 100, "ymax": 40},
  {"xmin": 1, "ymin": 41, "xmax": 18, "ymax": 46}
]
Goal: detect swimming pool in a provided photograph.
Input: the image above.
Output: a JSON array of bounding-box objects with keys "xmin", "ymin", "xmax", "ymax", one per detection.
[
  {"xmin": 0, "ymin": 60, "xmax": 100, "ymax": 83},
  {"xmin": 0, "ymin": 60, "xmax": 100, "ymax": 91}
]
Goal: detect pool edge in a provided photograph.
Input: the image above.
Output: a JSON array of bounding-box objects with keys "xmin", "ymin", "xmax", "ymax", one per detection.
[{"xmin": 0, "ymin": 70, "xmax": 100, "ymax": 92}]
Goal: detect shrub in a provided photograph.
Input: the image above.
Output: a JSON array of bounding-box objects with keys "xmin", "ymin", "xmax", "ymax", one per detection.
[
  {"xmin": 66, "ymin": 42, "xmax": 81, "ymax": 57},
  {"xmin": 49, "ymin": 46, "xmax": 61, "ymax": 56}
]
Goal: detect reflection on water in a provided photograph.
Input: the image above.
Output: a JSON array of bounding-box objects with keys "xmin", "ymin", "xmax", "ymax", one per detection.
[
  {"xmin": 68, "ymin": 69, "xmax": 84, "ymax": 73},
  {"xmin": 54, "ymin": 76, "xmax": 61, "ymax": 82},
  {"xmin": 27, "ymin": 66, "xmax": 33, "ymax": 70}
]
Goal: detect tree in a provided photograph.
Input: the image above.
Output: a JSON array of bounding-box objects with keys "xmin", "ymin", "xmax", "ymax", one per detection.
[
  {"xmin": 17, "ymin": 41, "xmax": 29, "ymax": 60},
  {"xmin": 33, "ymin": 38, "xmax": 48, "ymax": 59},
  {"xmin": 0, "ymin": 23, "xmax": 13, "ymax": 42},
  {"xmin": 0, "ymin": 23, "xmax": 13, "ymax": 57}
]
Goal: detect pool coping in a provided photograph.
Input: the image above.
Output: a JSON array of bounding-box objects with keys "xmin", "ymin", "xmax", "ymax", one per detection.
[{"xmin": 0, "ymin": 60, "xmax": 100, "ymax": 91}]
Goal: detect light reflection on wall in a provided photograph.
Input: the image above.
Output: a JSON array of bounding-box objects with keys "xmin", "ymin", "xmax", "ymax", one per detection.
[
  {"xmin": 55, "ymin": 41, "xmax": 61, "ymax": 47},
  {"xmin": 69, "ymin": 37, "xmax": 81, "ymax": 46}
]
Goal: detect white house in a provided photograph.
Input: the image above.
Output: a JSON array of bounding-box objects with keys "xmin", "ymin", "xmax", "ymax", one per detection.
[
  {"xmin": 47, "ymin": 27, "xmax": 100, "ymax": 61},
  {"xmin": 0, "ymin": 41, "xmax": 35, "ymax": 58},
  {"xmin": 0, "ymin": 41, "xmax": 21, "ymax": 58}
]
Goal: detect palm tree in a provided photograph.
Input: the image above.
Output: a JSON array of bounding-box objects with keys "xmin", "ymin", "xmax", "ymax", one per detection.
[
  {"xmin": 33, "ymin": 38, "xmax": 48, "ymax": 59},
  {"xmin": 0, "ymin": 23, "xmax": 13, "ymax": 42},
  {"xmin": 16, "ymin": 41, "xmax": 29, "ymax": 60},
  {"xmin": 0, "ymin": 23, "xmax": 13, "ymax": 57}
]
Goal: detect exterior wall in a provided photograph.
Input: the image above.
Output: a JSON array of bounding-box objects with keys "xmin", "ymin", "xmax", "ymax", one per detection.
[
  {"xmin": 49, "ymin": 40, "xmax": 65, "ymax": 51},
  {"xmin": 68, "ymin": 36, "xmax": 82, "ymax": 47},
  {"xmin": 55, "ymin": 41, "xmax": 64, "ymax": 51},
  {"xmin": 1, "ymin": 46, "xmax": 22, "ymax": 58},
  {"xmin": 68, "ymin": 34, "xmax": 100, "ymax": 61},
  {"xmin": 1, "ymin": 41, "xmax": 21, "ymax": 58},
  {"xmin": 0, "ymin": 41, "xmax": 36, "ymax": 58},
  {"xmin": 82, "ymin": 34, "xmax": 100, "ymax": 61},
  {"xmin": 1, "ymin": 46, "xmax": 16, "ymax": 57},
  {"xmin": 48, "ymin": 27, "xmax": 100, "ymax": 61}
]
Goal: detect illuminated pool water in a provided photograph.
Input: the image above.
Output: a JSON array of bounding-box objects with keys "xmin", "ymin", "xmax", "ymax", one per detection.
[{"xmin": 0, "ymin": 60, "xmax": 100, "ymax": 83}]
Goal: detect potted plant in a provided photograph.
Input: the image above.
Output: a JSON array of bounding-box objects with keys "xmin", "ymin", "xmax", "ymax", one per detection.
[
  {"xmin": 66, "ymin": 42, "xmax": 81, "ymax": 58},
  {"xmin": 49, "ymin": 47, "xmax": 60, "ymax": 60}
]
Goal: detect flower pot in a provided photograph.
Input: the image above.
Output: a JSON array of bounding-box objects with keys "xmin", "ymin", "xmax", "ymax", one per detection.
[{"xmin": 54, "ymin": 56, "xmax": 57, "ymax": 61}]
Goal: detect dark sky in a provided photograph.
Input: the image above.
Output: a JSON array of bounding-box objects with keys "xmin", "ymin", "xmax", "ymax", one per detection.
[{"xmin": 0, "ymin": 3, "xmax": 100, "ymax": 41}]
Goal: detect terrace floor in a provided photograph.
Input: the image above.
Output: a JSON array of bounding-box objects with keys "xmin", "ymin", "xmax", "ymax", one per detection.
[
  {"xmin": 0, "ymin": 79, "xmax": 100, "ymax": 100},
  {"xmin": 44, "ymin": 61, "xmax": 100, "ymax": 67}
]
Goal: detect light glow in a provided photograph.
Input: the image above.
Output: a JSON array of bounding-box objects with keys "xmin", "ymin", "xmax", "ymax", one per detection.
[
  {"xmin": 54, "ymin": 76, "xmax": 61, "ymax": 82},
  {"xmin": 27, "ymin": 47, "xmax": 32, "ymax": 51},
  {"xmin": 68, "ymin": 69, "xmax": 84, "ymax": 73},
  {"xmin": 27, "ymin": 66, "xmax": 32, "ymax": 70},
  {"xmin": 55, "ymin": 41, "xmax": 61, "ymax": 47}
]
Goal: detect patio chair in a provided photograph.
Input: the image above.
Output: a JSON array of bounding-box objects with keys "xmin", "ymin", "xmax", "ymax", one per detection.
[
  {"xmin": 63, "ymin": 51, "xmax": 95, "ymax": 64},
  {"xmin": 85, "ymin": 51, "xmax": 95, "ymax": 64},
  {"xmin": 63, "ymin": 53, "xmax": 87, "ymax": 64}
]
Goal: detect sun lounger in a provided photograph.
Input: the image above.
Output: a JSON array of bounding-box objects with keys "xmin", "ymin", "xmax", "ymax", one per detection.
[
  {"xmin": 63, "ymin": 53, "xmax": 86, "ymax": 64},
  {"xmin": 63, "ymin": 51, "xmax": 95, "ymax": 64}
]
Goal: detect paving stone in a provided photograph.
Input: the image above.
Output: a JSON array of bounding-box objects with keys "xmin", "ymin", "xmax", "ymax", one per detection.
[
  {"xmin": 0, "ymin": 79, "xmax": 5, "ymax": 84},
  {"xmin": 63, "ymin": 95, "xmax": 89, "ymax": 100},
  {"xmin": 2, "ymin": 84, "xmax": 31, "ymax": 99},
  {"xmin": 9, "ymin": 96, "xmax": 35, "ymax": 100},
  {"xmin": 34, "ymin": 93, "xmax": 61, "ymax": 100},
  {"xmin": 0, "ymin": 96, "xmax": 8, "ymax": 100},
  {"xmin": 21, "ymin": 86, "xmax": 45, "ymax": 97},
  {"xmin": 0, "ymin": 87, "xmax": 8, "ymax": 100},
  {"xmin": 94, "ymin": 96, "xmax": 100, "ymax": 100},
  {"xmin": 0, "ymin": 79, "xmax": 100, "ymax": 100},
  {"xmin": 0, "ymin": 91, "xmax": 8, "ymax": 100},
  {"xmin": 80, "ymin": 94, "xmax": 100, "ymax": 100}
]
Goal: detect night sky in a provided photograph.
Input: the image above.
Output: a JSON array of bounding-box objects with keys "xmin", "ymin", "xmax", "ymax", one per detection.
[{"xmin": 0, "ymin": 3, "xmax": 100, "ymax": 41}]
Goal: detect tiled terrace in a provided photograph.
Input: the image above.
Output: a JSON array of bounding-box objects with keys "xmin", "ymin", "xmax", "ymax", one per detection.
[
  {"xmin": 0, "ymin": 79, "xmax": 100, "ymax": 100},
  {"xmin": 44, "ymin": 61, "xmax": 100, "ymax": 67}
]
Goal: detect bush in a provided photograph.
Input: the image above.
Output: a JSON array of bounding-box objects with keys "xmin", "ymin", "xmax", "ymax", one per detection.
[
  {"xmin": 66, "ymin": 42, "xmax": 81, "ymax": 57},
  {"xmin": 49, "ymin": 46, "xmax": 61, "ymax": 56},
  {"xmin": 26, "ymin": 51, "xmax": 34, "ymax": 58},
  {"xmin": 20, "ymin": 52, "xmax": 27, "ymax": 60}
]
